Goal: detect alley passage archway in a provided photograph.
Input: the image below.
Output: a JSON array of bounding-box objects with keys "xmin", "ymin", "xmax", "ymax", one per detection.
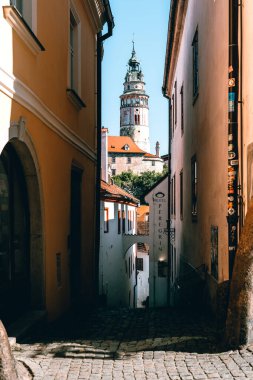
[
  {"xmin": 0, "ymin": 140, "xmax": 44, "ymax": 324},
  {"xmin": 123, "ymin": 240, "xmax": 150, "ymax": 309}
]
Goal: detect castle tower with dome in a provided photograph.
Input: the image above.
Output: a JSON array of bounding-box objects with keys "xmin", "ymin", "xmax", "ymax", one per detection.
[{"xmin": 120, "ymin": 42, "xmax": 150, "ymax": 153}]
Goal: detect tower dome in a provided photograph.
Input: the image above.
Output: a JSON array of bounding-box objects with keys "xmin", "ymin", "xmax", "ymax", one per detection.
[{"xmin": 120, "ymin": 42, "xmax": 150, "ymax": 152}]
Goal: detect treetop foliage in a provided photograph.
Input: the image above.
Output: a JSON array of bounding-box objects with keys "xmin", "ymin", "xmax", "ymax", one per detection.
[{"xmin": 113, "ymin": 166, "xmax": 168, "ymax": 204}]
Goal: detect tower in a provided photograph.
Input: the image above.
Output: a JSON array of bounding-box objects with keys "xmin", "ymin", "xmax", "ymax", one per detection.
[{"xmin": 120, "ymin": 43, "xmax": 150, "ymax": 152}]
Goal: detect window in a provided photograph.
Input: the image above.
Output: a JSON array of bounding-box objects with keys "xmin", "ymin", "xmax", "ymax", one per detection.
[
  {"xmin": 104, "ymin": 208, "xmax": 109, "ymax": 233},
  {"xmin": 192, "ymin": 29, "xmax": 199, "ymax": 98},
  {"xmin": 122, "ymin": 210, "xmax": 126, "ymax": 233},
  {"xmin": 169, "ymin": 102, "xmax": 172, "ymax": 142},
  {"xmin": 134, "ymin": 114, "xmax": 140, "ymax": 125},
  {"xmin": 111, "ymin": 169, "xmax": 116, "ymax": 176},
  {"xmin": 70, "ymin": 11, "xmax": 78, "ymax": 92},
  {"xmin": 180, "ymin": 170, "xmax": 183, "ymax": 220},
  {"xmin": 171, "ymin": 174, "xmax": 176, "ymax": 218},
  {"xmin": 112, "ymin": 157, "xmax": 116, "ymax": 164},
  {"xmin": 4, "ymin": 0, "xmax": 44, "ymax": 55},
  {"xmin": 136, "ymin": 258, "xmax": 143, "ymax": 271},
  {"xmin": 172, "ymin": 94, "xmax": 175, "ymax": 137},
  {"xmin": 67, "ymin": 7, "xmax": 85, "ymax": 109},
  {"xmin": 118, "ymin": 210, "xmax": 121, "ymax": 234},
  {"xmin": 180, "ymin": 85, "xmax": 184, "ymax": 135},
  {"xmin": 11, "ymin": 0, "xmax": 33, "ymax": 28},
  {"xmin": 127, "ymin": 157, "xmax": 131, "ymax": 164},
  {"xmin": 191, "ymin": 155, "xmax": 197, "ymax": 220},
  {"xmin": 174, "ymin": 81, "xmax": 177, "ymax": 126}
]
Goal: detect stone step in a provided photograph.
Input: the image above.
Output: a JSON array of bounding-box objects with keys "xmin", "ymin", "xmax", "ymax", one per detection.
[{"xmin": 7, "ymin": 310, "xmax": 47, "ymax": 343}]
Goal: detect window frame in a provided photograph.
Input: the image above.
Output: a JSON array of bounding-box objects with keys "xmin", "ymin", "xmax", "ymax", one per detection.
[
  {"xmin": 172, "ymin": 94, "xmax": 175, "ymax": 138},
  {"xmin": 192, "ymin": 28, "xmax": 199, "ymax": 100},
  {"xmin": 170, "ymin": 174, "xmax": 176, "ymax": 219},
  {"xmin": 191, "ymin": 155, "xmax": 197, "ymax": 221},
  {"xmin": 180, "ymin": 84, "xmax": 184, "ymax": 135},
  {"xmin": 118, "ymin": 210, "xmax": 121, "ymax": 234},
  {"xmin": 122, "ymin": 210, "xmax": 126, "ymax": 233},
  {"xmin": 180, "ymin": 170, "xmax": 183, "ymax": 220},
  {"xmin": 69, "ymin": 7, "xmax": 81, "ymax": 94},
  {"xmin": 104, "ymin": 207, "xmax": 109, "ymax": 233},
  {"xmin": 3, "ymin": 0, "xmax": 44, "ymax": 55},
  {"xmin": 174, "ymin": 80, "xmax": 177, "ymax": 126}
]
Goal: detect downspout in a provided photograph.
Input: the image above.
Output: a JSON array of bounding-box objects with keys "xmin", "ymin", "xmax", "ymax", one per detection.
[
  {"xmin": 162, "ymin": 90, "xmax": 171, "ymax": 306},
  {"xmin": 227, "ymin": 0, "xmax": 239, "ymax": 279},
  {"xmin": 95, "ymin": 0, "xmax": 114, "ymax": 301}
]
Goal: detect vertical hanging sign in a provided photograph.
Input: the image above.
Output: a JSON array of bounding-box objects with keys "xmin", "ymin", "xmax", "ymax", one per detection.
[{"xmin": 227, "ymin": 0, "xmax": 239, "ymax": 278}]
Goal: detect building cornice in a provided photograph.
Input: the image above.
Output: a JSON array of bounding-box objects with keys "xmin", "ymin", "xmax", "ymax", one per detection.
[
  {"xmin": 0, "ymin": 67, "xmax": 96, "ymax": 162},
  {"xmin": 162, "ymin": 0, "xmax": 188, "ymax": 97},
  {"xmin": 82, "ymin": 0, "xmax": 105, "ymax": 32}
]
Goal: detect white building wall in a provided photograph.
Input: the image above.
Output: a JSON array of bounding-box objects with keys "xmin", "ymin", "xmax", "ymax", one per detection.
[
  {"xmin": 99, "ymin": 200, "xmax": 138, "ymax": 307},
  {"xmin": 145, "ymin": 177, "xmax": 168, "ymax": 307},
  {"xmin": 109, "ymin": 155, "xmax": 164, "ymax": 175},
  {"xmin": 136, "ymin": 252, "xmax": 149, "ymax": 308}
]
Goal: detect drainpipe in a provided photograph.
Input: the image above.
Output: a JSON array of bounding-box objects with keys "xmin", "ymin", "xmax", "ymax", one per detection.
[
  {"xmin": 227, "ymin": 0, "xmax": 239, "ymax": 279},
  {"xmin": 95, "ymin": 0, "xmax": 114, "ymax": 301},
  {"xmin": 162, "ymin": 89, "xmax": 171, "ymax": 306}
]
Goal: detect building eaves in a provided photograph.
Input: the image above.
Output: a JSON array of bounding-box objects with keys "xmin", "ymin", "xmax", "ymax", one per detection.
[
  {"xmin": 100, "ymin": 180, "xmax": 139, "ymax": 205},
  {"xmin": 162, "ymin": 0, "xmax": 188, "ymax": 97},
  {"xmin": 83, "ymin": 0, "xmax": 113, "ymax": 32}
]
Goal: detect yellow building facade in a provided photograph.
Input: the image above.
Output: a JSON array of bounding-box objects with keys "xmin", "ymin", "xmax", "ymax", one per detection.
[{"xmin": 0, "ymin": 0, "xmax": 112, "ymax": 322}]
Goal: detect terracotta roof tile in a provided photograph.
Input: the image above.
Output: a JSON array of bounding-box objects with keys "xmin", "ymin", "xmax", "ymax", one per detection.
[
  {"xmin": 100, "ymin": 180, "xmax": 139, "ymax": 204},
  {"xmin": 108, "ymin": 136, "xmax": 146, "ymax": 154},
  {"xmin": 144, "ymin": 152, "xmax": 158, "ymax": 158}
]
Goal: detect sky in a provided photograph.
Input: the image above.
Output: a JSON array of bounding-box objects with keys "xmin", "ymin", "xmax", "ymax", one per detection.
[{"xmin": 102, "ymin": 0, "xmax": 170, "ymax": 156}]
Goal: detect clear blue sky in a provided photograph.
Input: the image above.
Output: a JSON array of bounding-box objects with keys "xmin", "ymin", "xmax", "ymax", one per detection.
[{"xmin": 102, "ymin": 0, "xmax": 170, "ymax": 156}]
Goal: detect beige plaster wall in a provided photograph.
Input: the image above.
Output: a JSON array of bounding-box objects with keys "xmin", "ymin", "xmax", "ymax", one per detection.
[{"xmin": 169, "ymin": 0, "xmax": 229, "ymax": 309}]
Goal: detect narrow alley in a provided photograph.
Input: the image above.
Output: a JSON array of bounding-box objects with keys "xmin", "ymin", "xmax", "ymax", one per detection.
[{"xmin": 12, "ymin": 307, "xmax": 253, "ymax": 380}]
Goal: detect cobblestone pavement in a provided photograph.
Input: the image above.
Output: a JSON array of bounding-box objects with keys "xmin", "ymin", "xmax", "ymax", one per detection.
[{"xmin": 12, "ymin": 307, "xmax": 253, "ymax": 379}]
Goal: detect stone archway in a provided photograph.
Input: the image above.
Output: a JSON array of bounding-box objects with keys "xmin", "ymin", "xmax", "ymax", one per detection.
[
  {"xmin": 0, "ymin": 121, "xmax": 44, "ymax": 321},
  {"xmin": 10, "ymin": 139, "xmax": 44, "ymax": 310},
  {"xmin": 226, "ymin": 202, "xmax": 253, "ymax": 347}
]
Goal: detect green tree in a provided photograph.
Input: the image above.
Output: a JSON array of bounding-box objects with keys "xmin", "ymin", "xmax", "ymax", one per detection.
[{"xmin": 113, "ymin": 168, "xmax": 168, "ymax": 204}]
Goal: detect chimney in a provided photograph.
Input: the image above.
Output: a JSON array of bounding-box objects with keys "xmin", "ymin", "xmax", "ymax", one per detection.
[
  {"xmin": 155, "ymin": 141, "xmax": 160, "ymax": 157},
  {"xmin": 101, "ymin": 127, "xmax": 108, "ymax": 182}
]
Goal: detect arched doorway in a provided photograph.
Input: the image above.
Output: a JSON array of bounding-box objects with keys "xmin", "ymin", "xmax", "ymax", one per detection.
[{"xmin": 0, "ymin": 140, "xmax": 44, "ymax": 324}]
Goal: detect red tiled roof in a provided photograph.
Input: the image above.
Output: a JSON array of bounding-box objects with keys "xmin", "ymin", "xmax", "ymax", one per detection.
[
  {"xmin": 100, "ymin": 180, "xmax": 139, "ymax": 204},
  {"xmin": 144, "ymin": 152, "xmax": 158, "ymax": 158},
  {"xmin": 108, "ymin": 136, "xmax": 146, "ymax": 154}
]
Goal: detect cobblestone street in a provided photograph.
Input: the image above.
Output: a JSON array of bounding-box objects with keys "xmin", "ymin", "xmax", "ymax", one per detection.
[{"xmin": 12, "ymin": 308, "xmax": 253, "ymax": 380}]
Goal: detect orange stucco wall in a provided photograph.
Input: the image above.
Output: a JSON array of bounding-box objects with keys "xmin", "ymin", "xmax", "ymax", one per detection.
[{"xmin": 0, "ymin": 0, "xmax": 103, "ymax": 320}]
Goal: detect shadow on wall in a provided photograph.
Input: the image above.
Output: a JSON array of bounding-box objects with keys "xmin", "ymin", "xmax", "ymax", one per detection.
[{"xmin": 226, "ymin": 200, "xmax": 253, "ymax": 348}]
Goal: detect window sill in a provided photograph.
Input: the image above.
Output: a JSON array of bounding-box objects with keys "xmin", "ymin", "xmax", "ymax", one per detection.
[
  {"xmin": 192, "ymin": 92, "xmax": 199, "ymax": 106},
  {"xmin": 3, "ymin": 6, "xmax": 45, "ymax": 55},
  {"xmin": 67, "ymin": 88, "xmax": 86, "ymax": 111}
]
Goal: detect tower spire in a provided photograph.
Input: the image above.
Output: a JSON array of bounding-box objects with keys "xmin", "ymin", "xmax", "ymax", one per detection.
[
  {"xmin": 120, "ymin": 42, "xmax": 150, "ymax": 153},
  {"xmin": 132, "ymin": 33, "xmax": 135, "ymax": 55}
]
